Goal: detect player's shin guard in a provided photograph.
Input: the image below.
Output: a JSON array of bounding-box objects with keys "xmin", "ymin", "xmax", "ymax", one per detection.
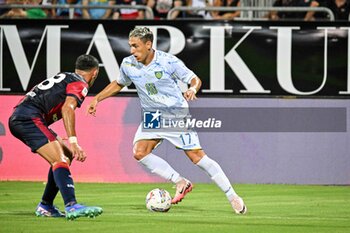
[
  {"xmin": 196, "ymin": 155, "xmax": 237, "ymax": 201},
  {"xmin": 52, "ymin": 162, "xmax": 77, "ymax": 206},
  {"xmin": 139, "ymin": 153, "xmax": 181, "ymax": 183},
  {"xmin": 41, "ymin": 167, "xmax": 59, "ymax": 205}
]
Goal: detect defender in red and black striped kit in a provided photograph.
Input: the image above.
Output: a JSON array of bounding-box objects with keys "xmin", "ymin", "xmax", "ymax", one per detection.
[
  {"xmin": 10, "ymin": 72, "xmax": 89, "ymax": 150},
  {"xmin": 8, "ymin": 54, "xmax": 103, "ymax": 220}
]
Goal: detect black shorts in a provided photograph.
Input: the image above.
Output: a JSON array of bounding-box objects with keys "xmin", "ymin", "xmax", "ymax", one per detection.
[{"xmin": 8, "ymin": 105, "xmax": 57, "ymax": 152}]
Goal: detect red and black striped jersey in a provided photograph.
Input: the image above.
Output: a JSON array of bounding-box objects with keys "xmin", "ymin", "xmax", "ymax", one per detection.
[{"xmin": 18, "ymin": 72, "xmax": 89, "ymax": 125}]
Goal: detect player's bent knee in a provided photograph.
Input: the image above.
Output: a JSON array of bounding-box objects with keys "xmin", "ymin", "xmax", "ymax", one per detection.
[
  {"xmin": 133, "ymin": 148, "xmax": 150, "ymax": 161},
  {"xmin": 50, "ymin": 155, "xmax": 71, "ymax": 166},
  {"xmin": 133, "ymin": 153, "xmax": 147, "ymax": 161},
  {"xmin": 185, "ymin": 150, "xmax": 205, "ymax": 164},
  {"xmin": 52, "ymin": 161, "xmax": 70, "ymax": 170},
  {"xmin": 133, "ymin": 140, "xmax": 158, "ymax": 160},
  {"xmin": 37, "ymin": 141, "xmax": 71, "ymax": 166}
]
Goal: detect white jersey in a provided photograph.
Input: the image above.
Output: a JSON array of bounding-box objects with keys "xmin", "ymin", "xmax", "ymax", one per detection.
[
  {"xmin": 117, "ymin": 50, "xmax": 196, "ymax": 110},
  {"xmin": 118, "ymin": 50, "xmax": 201, "ymax": 150}
]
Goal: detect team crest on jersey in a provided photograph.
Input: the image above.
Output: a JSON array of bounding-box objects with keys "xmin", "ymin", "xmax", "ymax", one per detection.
[{"xmin": 154, "ymin": 71, "xmax": 163, "ymax": 79}]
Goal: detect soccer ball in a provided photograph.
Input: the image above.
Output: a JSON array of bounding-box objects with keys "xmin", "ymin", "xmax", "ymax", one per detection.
[{"xmin": 145, "ymin": 188, "xmax": 172, "ymax": 212}]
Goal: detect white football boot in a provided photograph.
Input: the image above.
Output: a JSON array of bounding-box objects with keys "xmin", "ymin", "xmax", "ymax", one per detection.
[{"xmin": 230, "ymin": 196, "xmax": 247, "ymax": 214}]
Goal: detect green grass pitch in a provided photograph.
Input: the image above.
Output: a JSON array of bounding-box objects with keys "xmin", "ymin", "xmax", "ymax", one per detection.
[{"xmin": 0, "ymin": 182, "xmax": 349, "ymax": 233}]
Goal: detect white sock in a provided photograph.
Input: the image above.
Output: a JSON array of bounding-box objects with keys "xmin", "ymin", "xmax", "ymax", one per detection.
[
  {"xmin": 139, "ymin": 153, "xmax": 181, "ymax": 183},
  {"xmin": 196, "ymin": 155, "xmax": 237, "ymax": 202}
]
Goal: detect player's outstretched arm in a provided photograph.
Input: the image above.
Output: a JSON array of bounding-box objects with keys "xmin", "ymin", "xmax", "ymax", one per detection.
[
  {"xmin": 184, "ymin": 76, "xmax": 202, "ymax": 101},
  {"xmin": 62, "ymin": 96, "xmax": 87, "ymax": 162},
  {"xmin": 87, "ymin": 81, "xmax": 124, "ymax": 116}
]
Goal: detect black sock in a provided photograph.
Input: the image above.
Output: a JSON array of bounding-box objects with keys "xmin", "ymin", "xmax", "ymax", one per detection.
[
  {"xmin": 52, "ymin": 162, "xmax": 77, "ymax": 206},
  {"xmin": 41, "ymin": 167, "xmax": 59, "ymax": 206}
]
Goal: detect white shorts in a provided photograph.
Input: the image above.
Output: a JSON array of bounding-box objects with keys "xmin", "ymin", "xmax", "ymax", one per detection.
[{"xmin": 133, "ymin": 123, "xmax": 202, "ymax": 150}]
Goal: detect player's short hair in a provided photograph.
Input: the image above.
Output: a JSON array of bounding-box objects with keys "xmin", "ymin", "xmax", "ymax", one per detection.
[
  {"xmin": 75, "ymin": 54, "xmax": 99, "ymax": 71},
  {"xmin": 129, "ymin": 27, "xmax": 153, "ymax": 43}
]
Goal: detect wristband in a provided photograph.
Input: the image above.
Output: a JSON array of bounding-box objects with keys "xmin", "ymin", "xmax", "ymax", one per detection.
[
  {"xmin": 68, "ymin": 136, "xmax": 78, "ymax": 144},
  {"xmin": 189, "ymin": 87, "xmax": 197, "ymax": 94}
]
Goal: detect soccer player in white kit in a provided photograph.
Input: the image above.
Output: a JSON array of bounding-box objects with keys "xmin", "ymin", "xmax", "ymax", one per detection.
[{"xmin": 87, "ymin": 27, "xmax": 247, "ymax": 214}]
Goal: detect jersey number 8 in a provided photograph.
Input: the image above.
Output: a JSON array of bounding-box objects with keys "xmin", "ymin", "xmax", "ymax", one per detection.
[{"xmin": 37, "ymin": 73, "xmax": 66, "ymax": 90}]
